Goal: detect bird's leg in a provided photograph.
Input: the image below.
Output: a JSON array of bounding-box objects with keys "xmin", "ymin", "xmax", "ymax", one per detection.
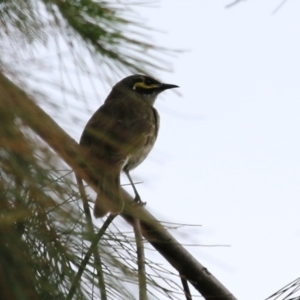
[{"xmin": 124, "ymin": 170, "xmax": 146, "ymax": 207}]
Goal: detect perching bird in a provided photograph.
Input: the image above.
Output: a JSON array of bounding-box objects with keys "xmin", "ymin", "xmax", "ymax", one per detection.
[{"xmin": 80, "ymin": 75, "xmax": 178, "ymax": 217}]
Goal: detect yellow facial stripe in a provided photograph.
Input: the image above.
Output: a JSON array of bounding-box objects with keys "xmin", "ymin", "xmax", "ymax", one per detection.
[{"xmin": 133, "ymin": 82, "xmax": 160, "ymax": 89}]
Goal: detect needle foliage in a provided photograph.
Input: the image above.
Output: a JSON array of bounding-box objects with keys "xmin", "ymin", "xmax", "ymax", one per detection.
[{"xmin": 0, "ymin": 1, "xmax": 179, "ymax": 299}]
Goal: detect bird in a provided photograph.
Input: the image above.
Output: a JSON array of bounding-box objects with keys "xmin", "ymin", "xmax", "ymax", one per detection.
[{"xmin": 79, "ymin": 74, "xmax": 178, "ymax": 218}]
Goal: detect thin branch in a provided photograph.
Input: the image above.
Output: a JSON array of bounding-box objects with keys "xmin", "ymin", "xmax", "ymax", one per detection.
[
  {"xmin": 180, "ymin": 274, "xmax": 192, "ymax": 300},
  {"xmin": 225, "ymin": 0, "xmax": 245, "ymax": 9},
  {"xmin": 133, "ymin": 218, "xmax": 147, "ymax": 300},
  {"xmin": 66, "ymin": 214, "xmax": 116, "ymax": 300},
  {"xmin": 272, "ymin": 0, "xmax": 289, "ymax": 15},
  {"xmin": 76, "ymin": 175, "xmax": 107, "ymax": 300},
  {"xmin": 266, "ymin": 276, "xmax": 300, "ymax": 300}
]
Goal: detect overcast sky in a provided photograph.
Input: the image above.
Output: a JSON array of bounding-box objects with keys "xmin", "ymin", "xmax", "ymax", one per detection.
[
  {"xmin": 130, "ymin": 1, "xmax": 300, "ymax": 299},
  {"xmin": 10, "ymin": 1, "xmax": 300, "ymax": 299}
]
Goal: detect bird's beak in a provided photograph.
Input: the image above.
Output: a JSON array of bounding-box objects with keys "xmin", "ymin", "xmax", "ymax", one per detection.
[{"xmin": 160, "ymin": 83, "xmax": 179, "ymax": 91}]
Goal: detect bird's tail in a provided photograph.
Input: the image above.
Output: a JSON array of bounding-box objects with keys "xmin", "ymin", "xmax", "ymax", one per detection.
[{"xmin": 94, "ymin": 170, "xmax": 124, "ymax": 218}]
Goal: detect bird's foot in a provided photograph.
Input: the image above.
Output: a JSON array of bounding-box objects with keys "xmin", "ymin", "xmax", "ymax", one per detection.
[{"xmin": 132, "ymin": 195, "xmax": 147, "ymax": 207}]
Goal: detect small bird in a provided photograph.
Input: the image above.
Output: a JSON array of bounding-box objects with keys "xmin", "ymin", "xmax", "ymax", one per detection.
[{"xmin": 80, "ymin": 75, "xmax": 178, "ymax": 217}]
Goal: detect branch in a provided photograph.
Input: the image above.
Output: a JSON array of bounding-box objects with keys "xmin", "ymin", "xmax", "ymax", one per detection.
[
  {"xmin": 76, "ymin": 176, "xmax": 108, "ymax": 300},
  {"xmin": 66, "ymin": 214, "xmax": 116, "ymax": 300},
  {"xmin": 272, "ymin": 0, "xmax": 288, "ymax": 15},
  {"xmin": 180, "ymin": 274, "xmax": 192, "ymax": 300},
  {"xmin": 133, "ymin": 218, "xmax": 147, "ymax": 300},
  {"xmin": 0, "ymin": 72, "xmax": 237, "ymax": 300},
  {"xmin": 225, "ymin": 0, "xmax": 245, "ymax": 9}
]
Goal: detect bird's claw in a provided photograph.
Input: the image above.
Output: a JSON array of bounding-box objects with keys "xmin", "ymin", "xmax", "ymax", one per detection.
[{"xmin": 132, "ymin": 196, "xmax": 147, "ymax": 207}]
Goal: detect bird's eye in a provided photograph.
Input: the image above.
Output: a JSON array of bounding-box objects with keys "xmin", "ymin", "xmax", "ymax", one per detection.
[{"xmin": 145, "ymin": 78, "xmax": 152, "ymax": 85}]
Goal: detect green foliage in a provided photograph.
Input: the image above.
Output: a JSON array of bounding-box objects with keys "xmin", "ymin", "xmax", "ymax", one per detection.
[
  {"xmin": 0, "ymin": 0, "xmax": 171, "ymax": 76},
  {"xmin": 0, "ymin": 113, "xmax": 135, "ymax": 299},
  {"xmin": 0, "ymin": 1, "xmax": 180, "ymax": 299},
  {"xmin": 0, "ymin": 0, "xmax": 45, "ymax": 43}
]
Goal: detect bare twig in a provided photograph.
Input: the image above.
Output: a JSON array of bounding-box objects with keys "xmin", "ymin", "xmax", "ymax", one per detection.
[
  {"xmin": 133, "ymin": 218, "xmax": 147, "ymax": 300},
  {"xmin": 76, "ymin": 175, "xmax": 107, "ymax": 300},
  {"xmin": 225, "ymin": 0, "xmax": 289, "ymax": 14},
  {"xmin": 266, "ymin": 276, "xmax": 300, "ymax": 300},
  {"xmin": 272, "ymin": 0, "xmax": 289, "ymax": 15},
  {"xmin": 180, "ymin": 274, "xmax": 192, "ymax": 300},
  {"xmin": 225, "ymin": 0, "xmax": 245, "ymax": 9},
  {"xmin": 66, "ymin": 214, "xmax": 116, "ymax": 300}
]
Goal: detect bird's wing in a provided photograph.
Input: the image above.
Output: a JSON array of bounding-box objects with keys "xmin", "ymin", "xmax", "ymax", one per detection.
[{"xmin": 80, "ymin": 97, "xmax": 158, "ymax": 164}]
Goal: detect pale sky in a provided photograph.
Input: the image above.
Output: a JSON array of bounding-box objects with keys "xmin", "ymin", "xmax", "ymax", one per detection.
[
  {"xmin": 131, "ymin": 1, "xmax": 300, "ymax": 299},
  {"xmin": 8, "ymin": 1, "xmax": 300, "ymax": 299}
]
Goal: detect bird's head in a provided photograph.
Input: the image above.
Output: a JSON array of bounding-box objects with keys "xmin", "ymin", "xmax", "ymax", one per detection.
[{"xmin": 111, "ymin": 75, "xmax": 178, "ymax": 105}]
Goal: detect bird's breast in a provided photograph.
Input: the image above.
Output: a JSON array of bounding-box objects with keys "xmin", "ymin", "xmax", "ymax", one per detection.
[{"xmin": 124, "ymin": 137, "xmax": 156, "ymax": 171}]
